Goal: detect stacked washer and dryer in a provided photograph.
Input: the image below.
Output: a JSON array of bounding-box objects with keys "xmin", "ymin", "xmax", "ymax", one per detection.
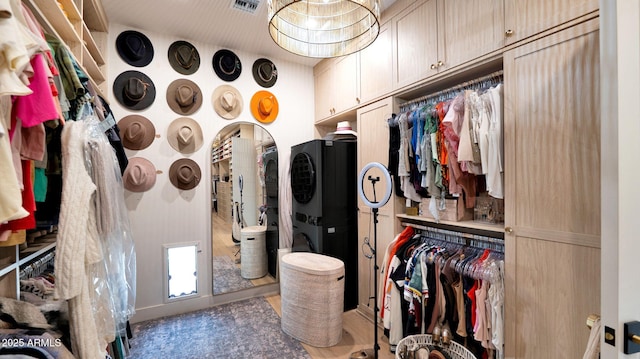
[{"xmin": 290, "ymin": 139, "xmax": 358, "ymax": 310}]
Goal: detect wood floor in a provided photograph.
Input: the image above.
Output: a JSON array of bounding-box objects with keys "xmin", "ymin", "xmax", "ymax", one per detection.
[
  {"xmin": 211, "ymin": 212, "xmax": 276, "ymax": 291},
  {"xmin": 265, "ymin": 295, "xmax": 396, "ymax": 359},
  {"xmin": 213, "ymin": 212, "xmax": 395, "ymax": 357}
]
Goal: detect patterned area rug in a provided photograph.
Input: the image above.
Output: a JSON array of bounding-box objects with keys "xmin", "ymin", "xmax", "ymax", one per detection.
[
  {"xmin": 128, "ymin": 297, "xmax": 311, "ymax": 359},
  {"xmin": 213, "ymin": 255, "xmax": 253, "ymax": 295}
]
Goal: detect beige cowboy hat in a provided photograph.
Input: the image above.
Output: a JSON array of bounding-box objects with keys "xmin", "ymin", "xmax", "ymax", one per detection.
[
  {"xmin": 166, "ymin": 79, "xmax": 203, "ymax": 115},
  {"xmin": 167, "ymin": 117, "xmax": 203, "ymax": 154},
  {"xmin": 212, "ymin": 85, "xmax": 243, "ymax": 120}
]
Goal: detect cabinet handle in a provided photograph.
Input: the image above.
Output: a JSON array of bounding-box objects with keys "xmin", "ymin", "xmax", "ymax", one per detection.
[
  {"xmin": 430, "ymin": 64, "xmax": 437, "ymax": 70},
  {"xmin": 505, "ymin": 226, "xmax": 514, "ymax": 234},
  {"xmin": 437, "ymin": 61, "xmax": 444, "ymax": 67},
  {"xmin": 505, "ymin": 29, "xmax": 514, "ymax": 37},
  {"xmin": 356, "ymin": 97, "xmax": 360, "ymax": 103}
]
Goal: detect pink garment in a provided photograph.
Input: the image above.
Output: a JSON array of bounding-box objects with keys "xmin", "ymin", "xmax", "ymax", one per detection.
[{"xmin": 14, "ymin": 53, "xmax": 59, "ymax": 128}]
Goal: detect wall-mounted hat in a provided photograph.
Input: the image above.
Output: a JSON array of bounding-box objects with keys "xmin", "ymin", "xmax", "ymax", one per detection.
[
  {"xmin": 166, "ymin": 79, "xmax": 202, "ymax": 115},
  {"xmin": 117, "ymin": 115, "xmax": 156, "ymax": 150},
  {"xmin": 212, "ymin": 49, "xmax": 242, "ymax": 82},
  {"xmin": 250, "ymin": 90, "xmax": 279, "ymax": 124},
  {"xmin": 252, "ymin": 58, "xmax": 277, "ymax": 88},
  {"xmin": 123, "ymin": 157, "xmax": 157, "ymax": 192},
  {"xmin": 113, "ymin": 70, "xmax": 156, "ymax": 110},
  {"xmin": 212, "ymin": 85, "xmax": 243, "ymax": 120},
  {"xmin": 116, "ymin": 30, "xmax": 154, "ymax": 67},
  {"xmin": 169, "ymin": 158, "xmax": 201, "ymax": 190},
  {"xmin": 167, "ymin": 117, "xmax": 203, "ymax": 154},
  {"xmin": 168, "ymin": 40, "xmax": 200, "ymax": 75}
]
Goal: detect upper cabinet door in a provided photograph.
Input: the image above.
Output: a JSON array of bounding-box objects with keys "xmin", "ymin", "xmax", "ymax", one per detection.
[
  {"xmin": 392, "ymin": 0, "xmax": 438, "ymax": 89},
  {"xmin": 333, "ymin": 53, "xmax": 360, "ymax": 114},
  {"xmin": 314, "ymin": 62, "xmax": 335, "ymax": 122},
  {"xmin": 359, "ymin": 22, "xmax": 393, "ymax": 103},
  {"xmin": 504, "ymin": 0, "xmax": 598, "ymax": 44},
  {"xmin": 438, "ymin": 0, "xmax": 505, "ymax": 71}
]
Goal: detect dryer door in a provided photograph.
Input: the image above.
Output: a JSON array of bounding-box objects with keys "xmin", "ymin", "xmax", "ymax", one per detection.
[{"xmin": 291, "ymin": 152, "xmax": 316, "ymax": 204}]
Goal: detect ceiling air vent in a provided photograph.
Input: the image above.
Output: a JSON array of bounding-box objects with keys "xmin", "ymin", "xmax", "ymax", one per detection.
[{"xmin": 232, "ymin": 0, "xmax": 260, "ymax": 14}]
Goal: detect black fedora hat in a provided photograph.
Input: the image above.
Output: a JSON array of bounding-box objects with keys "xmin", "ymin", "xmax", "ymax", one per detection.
[
  {"xmin": 116, "ymin": 30, "xmax": 154, "ymax": 67},
  {"xmin": 213, "ymin": 49, "xmax": 242, "ymax": 82},
  {"xmin": 113, "ymin": 70, "xmax": 156, "ymax": 111},
  {"xmin": 252, "ymin": 58, "xmax": 277, "ymax": 88},
  {"xmin": 168, "ymin": 40, "xmax": 200, "ymax": 75}
]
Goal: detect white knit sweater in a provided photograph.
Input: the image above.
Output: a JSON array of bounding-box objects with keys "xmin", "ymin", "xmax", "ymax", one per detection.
[{"xmin": 56, "ymin": 120, "xmax": 114, "ymax": 359}]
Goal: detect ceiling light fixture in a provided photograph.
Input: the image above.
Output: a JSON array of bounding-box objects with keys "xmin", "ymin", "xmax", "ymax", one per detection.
[{"xmin": 268, "ymin": 0, "xmax": 381, "ymax": 58}]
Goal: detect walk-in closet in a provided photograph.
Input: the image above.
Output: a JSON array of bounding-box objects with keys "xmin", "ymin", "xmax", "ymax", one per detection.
[{"xmin": 1, "ymin": 0, "xmax": 638, "ymax": 358}]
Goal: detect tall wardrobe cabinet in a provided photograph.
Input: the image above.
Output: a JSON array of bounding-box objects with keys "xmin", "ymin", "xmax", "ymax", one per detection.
[{"xmin": 503, "ymin": 18, "xmax": 601, "ymax": 358}]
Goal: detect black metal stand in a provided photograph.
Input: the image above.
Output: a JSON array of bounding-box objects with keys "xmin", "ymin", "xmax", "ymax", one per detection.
[{"xmin": 351, "ymin": 175, "xmax": 381, "ymax": 359}]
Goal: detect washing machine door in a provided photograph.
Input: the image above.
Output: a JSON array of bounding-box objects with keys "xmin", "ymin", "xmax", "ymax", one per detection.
[
  {"xmin": 264, "ymin": 156, "xmax": 278, "ymax": 199},
  {"xmin": 291, "ymin": 152, "xmax": 316, "ymax": 204}
]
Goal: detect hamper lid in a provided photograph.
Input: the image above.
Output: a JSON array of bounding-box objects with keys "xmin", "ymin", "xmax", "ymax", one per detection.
[
  {"xmin": 241, "ymin": 225, "xmax": 267, "ymax": 234},
  {"xmin": 281, "ymin": 252, "xmax": 344, "ymax": 276}
]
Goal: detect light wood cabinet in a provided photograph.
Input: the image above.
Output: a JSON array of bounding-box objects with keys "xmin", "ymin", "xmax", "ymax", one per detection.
[
  {"xmin": 26, "ymin": 0, "xmax": 109, "ymax": 97},
  {"xmin": 392, "ymin": 0, "xmax": 438, "ymax": 89},
  {"xmin": 359, "ymin": 22, "xmax": 393, "ymax": 104},
  {"xmin": 392, "ymin": 0, "xmax": 504, "ymax": 89},
  {"xmin": 314, "ymin": 53, "xmax": 359, "ymax": 122},
  {"xmin": 355, "ymin": 97, "xmax": 404, "ymax": 310},
  {"xmin": 503, "ymin": 19, "xmax": 600, "ymax": 358},
  {"xmin": 437, "ymin": 0, "xmax": 504, "ymax": 72},
  {"xmin": 504, "ymin": 0, "xmax": 598, "ymax": 44}
]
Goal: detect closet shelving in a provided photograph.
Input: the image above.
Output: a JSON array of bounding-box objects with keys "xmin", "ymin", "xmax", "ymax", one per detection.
[
  {"xmin": 0, "ymin": 239, "xmax": 57, "ymax": 299},
  {"xmin": 25, "ymin": 0, "xmax": 109, "ymax": 99}
]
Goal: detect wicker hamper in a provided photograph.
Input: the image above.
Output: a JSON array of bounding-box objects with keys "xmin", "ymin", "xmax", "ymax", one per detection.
[
  {"xmin": 395, "ymin": 334, "xmax": 477, "ymax": 359},
  {"xmin": 280, "ymin": 252, "xmax": 345, "ymax": 347},
  {"xmin": 240, "ymin": 226, "xmax": 267, "ymax": 279}
]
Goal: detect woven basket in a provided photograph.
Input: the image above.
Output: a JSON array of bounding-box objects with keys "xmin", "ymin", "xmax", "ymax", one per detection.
[
  {"xmin": 395, "ymin": 334, "xmax": 477, "ymax": 359},
  {"xmin": 280, "ymin": 252, "xmax": 345, "ymax": 347},
  {"xmin": 240, "ymin": 226, "xmax": 267, "ymax": 279}
]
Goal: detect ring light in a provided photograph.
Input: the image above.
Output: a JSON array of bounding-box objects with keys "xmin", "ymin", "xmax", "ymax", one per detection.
[{"xmin": 358, "ymin": 162, "xmax": 392, "ymax": 209}]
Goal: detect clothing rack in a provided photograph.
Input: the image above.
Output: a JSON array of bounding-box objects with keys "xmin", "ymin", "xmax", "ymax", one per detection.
[
  {"xmin": 401, "ymin": 221, "xmax": 504, "ymax": 253},
  {"xmin": 396, "ymin": 70, "xmax": 504, "ymax": 115},
  {"xmin": 19, "ymin": 250, "xmax": 55, "ymax": 280}
]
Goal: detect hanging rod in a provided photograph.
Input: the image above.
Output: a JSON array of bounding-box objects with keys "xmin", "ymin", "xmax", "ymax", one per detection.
[
  {"xmin": 399, "ymin": 70, "xmax": 504, "ymax": 112},
  {"xmin": 401, "ymin": 221, "xmax": 504, "ymax": 246}
]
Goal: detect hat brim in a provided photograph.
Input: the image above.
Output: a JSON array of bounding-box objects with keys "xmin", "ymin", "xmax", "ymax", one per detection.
[
  {"xmin": 252, "ymin": 58, "xmax": 277, "ymax": 88},
  {"xmin": 112, "ymin": 70, "xmax": 156, "ymax": 111},
  {"xmin": 250, "ymin": 90, "xmax": 279, "ymax": 124},
  {"xmin": 115, "ymin": 30, "xmax": 154, "ymax": 67},
  {"xmin": 168, "ymin": 40, "xmax": 200, "ymax": 75},
  {"xmin": 167, "ymin": 117, "xmax": 203, "ymax": 154},
  {"xmin": 166, "ymin": 79, "xmax": 203, "ymax": 115},
  {"xmin": 212, "ymin": 85, "xmax": 243, "ymax": 120},
  {"xmin": 169, "ymin": 158, "xmax": 201, "ymax": 190},
  {"xmin": 117, "ymin": 115, "xmax": 156, "ymax": 150},
  {"xmin": 213, "ymin": 49, "xmax": 242, "ymax": 82},
  {"xmin": 123, "ymin": 157, "xmax": 157, "ymax": 192}
]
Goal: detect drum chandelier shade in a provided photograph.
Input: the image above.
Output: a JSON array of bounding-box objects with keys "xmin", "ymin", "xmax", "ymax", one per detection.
[{"xmin": 268, "ymin": 0, "xmax": 381, "ymax": 58}]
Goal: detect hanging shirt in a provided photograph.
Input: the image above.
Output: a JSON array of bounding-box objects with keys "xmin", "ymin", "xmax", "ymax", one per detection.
[{"xmin": 487, "ymin": 84, "xmax": 504, "ymax": 199}]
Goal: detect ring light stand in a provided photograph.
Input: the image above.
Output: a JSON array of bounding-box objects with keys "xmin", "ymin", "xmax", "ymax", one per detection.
[{"xmin": 351, "ymin": 162, "xmax": 392, "ymax": 359}]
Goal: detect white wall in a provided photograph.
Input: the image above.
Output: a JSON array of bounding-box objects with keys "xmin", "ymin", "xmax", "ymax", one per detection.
[{"xmin": 107, "ymin": 23, "xmax": 315, "ymax": 321}]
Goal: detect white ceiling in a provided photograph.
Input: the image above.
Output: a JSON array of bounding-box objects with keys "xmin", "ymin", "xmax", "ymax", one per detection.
[{"xmin": 102, "ymin": 0, "xmax": 396, "ymax": 68}]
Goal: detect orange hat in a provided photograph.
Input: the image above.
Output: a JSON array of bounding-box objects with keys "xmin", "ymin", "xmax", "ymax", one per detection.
[{"xmin": 250, "ymin": 90, "xmax": 278, "ymax": 124}]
